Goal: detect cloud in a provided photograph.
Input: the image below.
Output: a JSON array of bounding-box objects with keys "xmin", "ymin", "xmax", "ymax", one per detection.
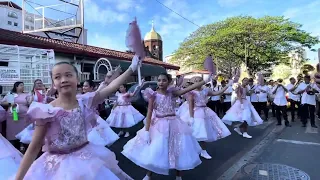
[
  {"xmin": 84, "ymin": 0, "xmax": 129, "ymax": 25},
  {"xmin": 217, "ymin": 0, "xmax": 248, "ymax": 7},
  {"xmin": 283, "ymin": 0, "xmax": 320, "ymax": 19},
  {"xmin": 102, "ymin": 0, "xmax": 145, "ymax": 12},
  {"xmin": 87, "ymin": 32, "xmax": 127, "ymax": 51}
]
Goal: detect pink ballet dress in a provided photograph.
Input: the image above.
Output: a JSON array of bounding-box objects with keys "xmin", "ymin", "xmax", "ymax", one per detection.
[
  {"xmin": 177, "ymin": 89, "xmax": 231, "ymax": 142},
  {"xmin": 122, "ymin": 88, "xmax": 202, "ymax": 175},
  {"xmin": 21, "ymin": 92, "xmax": 132, "ymax": 180},
  {"xmin": 0, "ymin": 134, "xmax": 22, "ymax": 179},
  {"xmin": 0, "ymin": 105, "xmax": 6, "ymax": 134},
  {"xmin": 222, "ymin": 86, "xmax": 263, "ymax": 126},
  {"xmin": 106, "ymin": 92, "xmax": 144, "ymax": 128}
]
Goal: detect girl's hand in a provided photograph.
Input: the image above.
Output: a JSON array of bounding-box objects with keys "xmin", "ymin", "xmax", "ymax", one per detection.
[
  {"xmin": 204, "ymin": 74, "xmax": 213, "ymax": 83},
  {"xmin": 129, "ymin": 55, "xmax": 141, "ymax": 72}
]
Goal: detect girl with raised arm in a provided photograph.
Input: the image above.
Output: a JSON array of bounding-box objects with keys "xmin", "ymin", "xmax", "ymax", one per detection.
[
  {"xmin": 106, "ymin": 82, "xmax": 145, "ymax": 138},
  {"xmin": 122, "ymin": 73, "xmax": 212, "ymax": 180},
  {"xmin": 13, "ymin": 55, "xmax": 141, "ymax": 180},
  {"xmin": 222, "ymin": 78, "xmax": 263, "ymax": 139},
  {"xmin": 177, "ymin": 76, "xmax": 232, "ymax": 159}
]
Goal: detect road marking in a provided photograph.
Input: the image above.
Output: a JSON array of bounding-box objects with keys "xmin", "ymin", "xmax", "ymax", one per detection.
[
  {"xmin": 259, "ymin": 170, "xmax": 268, "ymax": 176},
  {"xmin": 305, "ymin": 124, "xmax": 318, "ymax": 134},
  {"xmin": 276, "ymin": 139, "xmax": 320, "ymax": 146},
  {"xmin": 217, "ymin": 125, "xmax": 285, "ymax": 180}
]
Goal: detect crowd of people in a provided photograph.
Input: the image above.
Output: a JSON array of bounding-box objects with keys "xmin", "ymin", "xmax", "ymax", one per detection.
[{"xmin": 0, "ymin": 54, "xmax": 319, "ymax": 180}]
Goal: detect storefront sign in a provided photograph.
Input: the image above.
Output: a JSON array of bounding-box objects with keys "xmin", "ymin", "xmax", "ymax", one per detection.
[{"xmin": 0, "ymin": 67, "xmax": 20, "ymax": 83}]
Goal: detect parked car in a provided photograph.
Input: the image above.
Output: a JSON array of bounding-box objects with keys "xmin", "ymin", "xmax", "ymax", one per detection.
[{"xmin": 128, "ymin": 81, "xmax": 158, "ymax": 116}]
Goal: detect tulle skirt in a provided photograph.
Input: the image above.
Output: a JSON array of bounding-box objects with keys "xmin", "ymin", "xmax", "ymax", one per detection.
[
  {"xmin": 222, "ymin": 99, "xmax": 263, "ymax": 126},
  {"xmin": 178, "ymin": 104, "xmax": 231, "ymax": 142},
  {"xmin": 16, "ymin": 124, "xmax": 34, "ymax": 144},
  {"xmin": 106, "ymin": 105, "xmax": 144, "ymax": 128},
  {"xmin": 23, "ymin": 143, "xmax": 132, "ymax": 180},
  {"xmin": 122, "ymin": 116, "xmax": 202, "ymax": 175},
  {"xmin": 88, "ymin": 117, "xmax": 119, "ymax": 147},
  {"xmin": 0, "ymin": 134, "xmax": 22, "ymax": 180}
]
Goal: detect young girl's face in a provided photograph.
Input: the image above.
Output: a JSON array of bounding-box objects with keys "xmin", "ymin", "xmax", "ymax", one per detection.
[
  {"xmin": 82, "ymin": 81, "xmax": 93, "ymax": 93},
  {"xmin": 157, "ymin": 75, "xmax": 170, "ymax": 90},
  {"xmin": 16, "ymin": 83, "xmax": 24, "ymax": 93},
  {"xmin": 51, "ymin": 64, "xmax": 78, "ymax": 95},
  {"xmin": 119, "ymin": 85, "xmax": 126, "ymax": 93}
]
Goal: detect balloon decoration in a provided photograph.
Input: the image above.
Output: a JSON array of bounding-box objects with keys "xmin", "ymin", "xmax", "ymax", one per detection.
[
  {"xmin": 204, "ymin": 55, "xmax": 217, "ymax": 75},
  {"xmin": 125, "ymin": 17, "xmax": 144, "ymax": 85}
]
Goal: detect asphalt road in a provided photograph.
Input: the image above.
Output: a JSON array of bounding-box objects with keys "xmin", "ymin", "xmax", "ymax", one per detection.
[{"xmin": 108, "ymin": 118, "xmax": 277, "ymax": 180}]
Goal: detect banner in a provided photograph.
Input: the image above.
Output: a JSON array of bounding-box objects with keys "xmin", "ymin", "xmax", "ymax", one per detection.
[{"xmin": 0, "ymin": 67, "xmax": 20, "ymax": 83}]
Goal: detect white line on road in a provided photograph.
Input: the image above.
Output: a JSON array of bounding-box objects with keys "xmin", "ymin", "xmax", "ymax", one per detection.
[
  {"xmin": 276, "ymin": 139, "xmax": 320, "ymax": 146},
  {"xmin": 305, "ymin": 125, "xmax": 318, "ymax": 134}
]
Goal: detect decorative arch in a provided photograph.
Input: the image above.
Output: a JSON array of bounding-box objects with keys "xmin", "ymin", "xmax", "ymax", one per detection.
[{"xmin": 94, "ymin": 58, "xmax": 113, "ymax": 80}]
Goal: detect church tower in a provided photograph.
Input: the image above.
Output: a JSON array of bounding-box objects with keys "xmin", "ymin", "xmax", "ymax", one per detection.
[{"xmin": 144, "ymin": 21, "xmax": 163, "ymax": 61}]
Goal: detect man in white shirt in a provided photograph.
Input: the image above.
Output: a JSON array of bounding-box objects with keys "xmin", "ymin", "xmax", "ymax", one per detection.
[
  {"xmin": 207, "ymin": 79, "xmax": 221, "ymax": 116},
  {"xmin": 221, "ymin": 80, "xmax": 233, "ymax": 114},
  {"xmin": 296, "ymin": 75, "xmax": 319, "ymax": 128},
  {"xmin": 286, "ymin": 77, "xmax": 301, "ymax": 122},
  {"xmin": 256, "ymin": 79, "xmax": 270, "ymax": 121},
  {"xmin": 247, "ymin": 78, "xmax": 259, "ymax": 111},
  {"xmin": 272, "ymin": 79, "xmax": 291, "ymax": 127},
  {"xmin": 268, "ymin": 80, "xmax": 276, "ymax": 117}
]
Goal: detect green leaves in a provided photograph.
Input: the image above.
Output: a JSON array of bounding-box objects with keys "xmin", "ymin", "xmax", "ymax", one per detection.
[{"xmin": 170, "ymin": 16, "xmax": 319, "ymax": 75}]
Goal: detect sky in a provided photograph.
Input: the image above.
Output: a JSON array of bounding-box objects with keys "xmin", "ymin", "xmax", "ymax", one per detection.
[{"xmin": 11, "ymin": 0, "xmax": 320, "ymax": 63}]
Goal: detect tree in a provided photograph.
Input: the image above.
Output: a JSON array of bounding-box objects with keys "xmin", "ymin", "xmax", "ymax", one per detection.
[
  {"xmin": 169, "ymin": 16, "xmax": 319, "ymax": 76},
  {"xmin": 272, "ymin": 64, "xmax": 292, "ymax": 80}
]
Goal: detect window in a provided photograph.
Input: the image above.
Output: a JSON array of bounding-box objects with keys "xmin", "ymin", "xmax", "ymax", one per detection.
[
  {"xmin": 25, "ymin": 25, "xmax": 29, "ymax": 29},
  {"xmin": 14, "ymin": 22, "xmax": 18, "ymax": 27},
  {"xmin": 8, "ymin": 12, "xmax": 18, "ymax": 19},
  {"xmin": 7, "ymin": 21, "xmax": 12, "ymax": 25},
  {"xmin": 26, "ymin": 16, "xmax": 34, "ymax": 23},
  {"xmin": 31, "ymin": 26, "xmax": 34, "ymax": 30}
]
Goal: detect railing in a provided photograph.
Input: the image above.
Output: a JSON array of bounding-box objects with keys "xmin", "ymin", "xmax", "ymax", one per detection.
[{"xmin": 80, "ymin": 72, "xmax": 90, "ymax": 82}]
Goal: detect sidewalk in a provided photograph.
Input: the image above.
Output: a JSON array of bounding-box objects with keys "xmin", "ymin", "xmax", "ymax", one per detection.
[{"xmin": 232, "ymin": 119, "xmax": 320, "ymax": 180}]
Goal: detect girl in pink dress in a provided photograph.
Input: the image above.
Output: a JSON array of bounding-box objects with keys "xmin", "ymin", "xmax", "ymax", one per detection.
[
  {"xmin": 14, "ymin": 55, "xmax": 141, "ymax": 180},
  {"xmin": 107, "ymin": 83, "xmax": 145, "ymax": 138},
  {"xmin": 177, "ymin": 76, "xmax": 232, "ymax": 159},
  {"xmin": 122, "ymin": 73, "xmax": 212, "ymax": 180},
  {"xmin": 16, "ymin": 79, "xmax": 54, "ymax": 144},
  {"xmin": 0, "ymin": 82, "xmax": 32, "ymax": 151},
  {"xmin": 80, "ymin": 79, "xmax": 120, "ymax": 147},
  {"xmin": 222, "ymin": 78, "xmax": 263, "ymax": 139}
]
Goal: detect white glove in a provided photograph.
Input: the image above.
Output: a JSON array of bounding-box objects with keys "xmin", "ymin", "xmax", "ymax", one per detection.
[
  {"xmin": 240, "ymin": 104, "xmax": 244, "ymax": 110},
  {"xmin": 143, "ymin": 130, "xmax": 151, "ymax": 144},
  {"xmin": 204, "ymin": 74, "xmax": 213, "ymax": 83},
  {"xmin": 227, "ymin": 79, "xmax": 234, "ymax": 87},
  {"xmin": 129, "ymin": 55, "xmax": 141, "ymax": 72},
  {"xmin": 188, "ymin": 117, "xmax": 194, "ymax": 126}
]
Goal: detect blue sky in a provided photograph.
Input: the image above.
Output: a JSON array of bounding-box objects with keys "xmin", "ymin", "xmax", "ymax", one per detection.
[{"xmin": 11, "ymin": 0, "xmax": 320, "ymax": 62}]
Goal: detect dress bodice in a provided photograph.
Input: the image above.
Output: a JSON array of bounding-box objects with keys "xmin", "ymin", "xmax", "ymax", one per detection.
[
  {"xmin": 190, "ymin": 89, "xmax": 209, "ymax": 107},
  {"xmin": 27, "ymin": 92, "xmax": 103, "ymax": 153},
  {"xmin": 116, "ymin": 92, "xmax": 131, "ymax": 106}
]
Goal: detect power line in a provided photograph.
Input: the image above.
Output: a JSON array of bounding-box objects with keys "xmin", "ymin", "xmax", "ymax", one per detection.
[{"xmin": 153, "ymin": 0, "xmax": 201, "ymax": 28}]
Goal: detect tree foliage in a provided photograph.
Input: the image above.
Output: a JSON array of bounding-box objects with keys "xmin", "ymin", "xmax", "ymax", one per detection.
[
  {"xmin": 272, "ymin": 64, "xmax": 292, "ymax": 80},
  {"xmin": 170, "ymin": 16, "xmax": 319, "ymax": 76}
]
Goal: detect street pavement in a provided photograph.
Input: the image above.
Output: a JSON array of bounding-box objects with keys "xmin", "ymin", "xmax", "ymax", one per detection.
[
  {"xmin": 232, "ymin": 118, "xmax": 320, "ymax": 180},
  {"xmin": 108, "ymin": 116, "xmax": 277, "ymax": 180}
]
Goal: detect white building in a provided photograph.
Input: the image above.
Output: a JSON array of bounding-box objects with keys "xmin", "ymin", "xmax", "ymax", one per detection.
[{"xmin": 0, "ymin": 1, "xmax": 87, "ymax": 44}]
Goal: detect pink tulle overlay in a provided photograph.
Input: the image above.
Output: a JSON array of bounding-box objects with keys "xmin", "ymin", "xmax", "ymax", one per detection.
[
  {"xmin": 122, "ymin": 116, "xmax": 201, "ymax": 175},
  {"xmin": 126, "ymin": 18, "xmax": 145, "ymax": 60},
  {"xmin": 222, "ymin": 99, "xmax": 263, "ymax": 126},
  {"xmin": 177, "ymin": 102, "xmax": 231, "ymax": 142},
  {"xmin": 23, "ymin": 144, "xmax": 132, "ymax": 180},
  {"xmin": 106, "ymin": 105, "xmax": 144, "ymax": 128},
  {"xmin": 204, "ymin": 55, "xmax": 216, "ymax": 75},
  {"xmin": 0, "ymin": 134, "xmax": 22, "ymax": 180}
]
